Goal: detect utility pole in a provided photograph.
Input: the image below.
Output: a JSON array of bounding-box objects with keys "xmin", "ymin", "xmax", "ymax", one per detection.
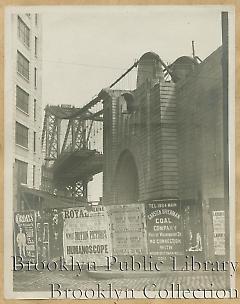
[
  {"xmin": 192, "ymin": 40, "xmax": 195, "ymax": 58},
  {"xmin": 221, "ymin": 10, "xmax": 229, "ymax": 289}
]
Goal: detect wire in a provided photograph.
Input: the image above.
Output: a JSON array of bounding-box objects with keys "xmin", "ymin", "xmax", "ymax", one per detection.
[
  {"xmin": 42, "ymin": 58, "xmax": 130, "ymax": 71},
  {"xmin": 42, "ymin": 57, "xmax": 173, "ymax": 74}
]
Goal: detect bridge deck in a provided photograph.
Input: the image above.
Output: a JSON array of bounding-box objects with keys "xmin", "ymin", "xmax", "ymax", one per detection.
[{"xmin": 52, "ymin": 149, "xmax": 103, "ymax": 184}]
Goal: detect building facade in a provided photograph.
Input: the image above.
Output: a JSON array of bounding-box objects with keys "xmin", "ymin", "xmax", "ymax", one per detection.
[{"xmin": 10, "ymin": 13, "xmax": 42, "ymax": 211}]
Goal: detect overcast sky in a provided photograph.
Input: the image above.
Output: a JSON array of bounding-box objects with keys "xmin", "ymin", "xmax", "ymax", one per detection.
[
  {"xmin": 41, "ymin": 6, "xmax": 224, "ymax": 107},
  {"xmin": 41, "ymin": 6, "xmax": 225, "ymax": 200}
]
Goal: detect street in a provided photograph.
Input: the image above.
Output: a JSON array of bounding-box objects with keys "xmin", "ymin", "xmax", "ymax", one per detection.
[{"xmin": 13, "ymin": 269, "xmax": 227, "ymax": 293}]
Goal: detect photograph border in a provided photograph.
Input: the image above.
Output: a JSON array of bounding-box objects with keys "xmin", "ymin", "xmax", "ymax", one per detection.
[{"xmin": 1, "ymin": 0, "xmax": 239, "ymax": 303}]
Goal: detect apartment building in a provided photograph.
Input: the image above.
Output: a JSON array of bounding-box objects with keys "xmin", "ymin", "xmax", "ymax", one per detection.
[{"xmin": 10, "ymin": 13, "xmax": 42, "ymax": 211}]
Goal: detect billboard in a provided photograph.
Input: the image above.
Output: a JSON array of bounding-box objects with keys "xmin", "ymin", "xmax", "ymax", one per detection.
[
  {"xmin": 63, "ymin": 205, "xmax": 112, "ymax": 265},
  {"xmin": 14, "ymin": 210, "xmax": 37, "ymax": 263},
  {"xmin": 212, "ymin": 210, "xmax": 225, "ymax": 255},
  {"xmin": 107, "ymin": 204, "xmax": 147, "ymax": 255},
  {"xmin": 145, "ymin": 199, "xmax": 184, "ymax": 261}
]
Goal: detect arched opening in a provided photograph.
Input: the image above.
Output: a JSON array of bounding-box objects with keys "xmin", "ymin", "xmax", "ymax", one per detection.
[
  {"xmin": 88, "ymin": 172, "xmax": 103, "ymax": 203},
  {"xmin": 114, "ymin": 150, "xmax": 139, "ymax": 205},
  {"xmin": 121, "ymin": 92, "xmax": 135, "ymax": 114}
]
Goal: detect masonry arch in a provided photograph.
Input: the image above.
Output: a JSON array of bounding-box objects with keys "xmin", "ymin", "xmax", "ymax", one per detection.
[
  {"xmin": 113, "ymin": 150, "xmax": 139, "ymax": 205},
  {"xmin": 120, "ymin": 92, "xmax": 135, "ymax": 114}
]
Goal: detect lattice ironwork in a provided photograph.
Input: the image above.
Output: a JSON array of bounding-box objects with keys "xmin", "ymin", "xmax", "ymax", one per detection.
[
  {"xmin": 41, "ymin": 103, "xmax": 103, "ymax": 200},
  {"xmin": 41, "ymin": 111, "xmax": 60, "ymax": 166}
]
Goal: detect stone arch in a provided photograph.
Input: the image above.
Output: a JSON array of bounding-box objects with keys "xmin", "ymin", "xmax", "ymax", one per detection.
[
  {"xmin": 113, "ymin": 149, "xmax": 139, "ymax": 205},
  {"xmin": 120, "ymin": 92, "xmax": 135, "ymax": 114}
]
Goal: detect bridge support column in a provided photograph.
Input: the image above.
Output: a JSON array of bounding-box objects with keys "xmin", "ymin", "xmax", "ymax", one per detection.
[{"xmin": 83, "ymin": 180, "xmax": 88, "ymax": 200}]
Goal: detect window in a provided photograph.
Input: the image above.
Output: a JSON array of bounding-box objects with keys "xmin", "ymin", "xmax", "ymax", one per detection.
[
  {"xmin": 35, "ymin": 14, "xmax": 38, "ymax": 26},
  {"xmin": 33, "ymin": 165, "xmax": 36, "ymax": 187},
  {"xmin": 17, "ymin": 51, "xmax": 29, "ymax": 80},
  {"xmin": 34, "ymin": 36, "xmax": 38, "ymax": 57},
  {"xmin": 34, "ymin": 99, "xmax": 37, "ymax": 120},
  {"xmin": 33, "ymin": 131, "xmax": 36, "ymax": 152},
  {"xmin": 16, "ymin": 122, "xmax": 28, "ymax": 148},
  {"xmin": 16, "ymin": 86, "xmax": 29, "ymax": 113},
  {"xmin": 17, "ymin": 16, "xmax": 30, "ymax": 47},
  {"xmin": 16, "ymin": 159, "xmax": 28, "ymax": 185},
  {"xmin": 34, "ymin": 67, "xmax": 37, "ymax": 88}
]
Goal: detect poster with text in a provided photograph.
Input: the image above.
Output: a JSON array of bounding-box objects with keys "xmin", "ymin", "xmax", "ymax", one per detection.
[
  {"xmin": 14, "ymin": 210, "xmax": 37, "ymax": 263},
  {"xmin": 63, "ymin": 205, "xmax": 112, "ymax": 265},
  {"xmin": 145, "ymin": 199, "xmax": 184, "ymax": 262},
  {"xmin": 107, "ymin": 204, "xmax": 147, "ymax": 255}
]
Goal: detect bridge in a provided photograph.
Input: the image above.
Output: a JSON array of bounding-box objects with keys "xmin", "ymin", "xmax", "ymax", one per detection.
[
  {"xmin": 33, "ymin": 44, "xmax": 228, "ymax": 262},
  {"xmin": 40, "ymin": 47, "xmax": 223, "ymax": 216},
  {"xmin": 41, "ymin": 97, "xmax": 104, "ymax": 201},
  {"xmin": 40, "ymin": 53, "xmax": 178, "ymax": 202}
]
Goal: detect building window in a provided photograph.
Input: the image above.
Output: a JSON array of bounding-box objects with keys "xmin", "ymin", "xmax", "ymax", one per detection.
[
  {"xmin": 16, "ymin": 86, "xmax": 29, "ymax": 113},
  {"xmin": 34, "ymin": 99, "xmax": 37, "ymax": 120},
  {"xmin": 33, "ymin": 131, "xmax": 36, "ymax": 152},
  {"xmin": 17, "ymin": 16, "xmax": 30, "ymax": 47},
  {"xmin": 34, "ymin": 36, "xmax": 38, "ymax": 57},
  {"xmin": 17, "ymin": 51, "xmax": 29, "ymax": 80},
  {"xmin": 16, "ymin": 159, "xmax": 28, "ymax": 185},
  {"xmin": 33, "ymin": 165, "xmax": 36, "ymax": 187},
  {"xmin": 16, "ymin": 122, "xmax": 28, "ymax": 148},
  {"xmin": 35, "ymin": 14, "xmax": 38, "ymax": 26},
  {"xmin": 34, "ymin": 67, "xmax": 37, "ymax": 88}
]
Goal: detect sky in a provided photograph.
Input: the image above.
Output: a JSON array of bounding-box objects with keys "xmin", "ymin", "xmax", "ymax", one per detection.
[
  {"xmin": 41, "ymin": 6, "xmax": 224, "ymax": 107},
  {"xmin": 41, "ymin": 6, "xmax": 225, "ymax": 200}
]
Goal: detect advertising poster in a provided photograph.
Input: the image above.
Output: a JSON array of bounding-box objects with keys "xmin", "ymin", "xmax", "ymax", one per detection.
[
  {"xmin": 36, "ymin": 208, "xmax": 63, "ymax": 260},
  {"xmin": 212, "ymin": 210, "xmax": 226, "ymax": 255},
  {"xmin": 14, "ymin": 210, "xmax": 37, "ymax": 263},
  {"xmin": 107, "ymin": 204, "xmax": 147, "ymax": 255},
  {"xmin": 182, "ymin": 201, "xmax": 203, "ymax": 253},
  {"xmin": 63, "ymin": 205, "xmax": 112, "ymax": 265},
  {"xmin": 145, "ymin": 199, "xmax": 184, "ymax": 261}
]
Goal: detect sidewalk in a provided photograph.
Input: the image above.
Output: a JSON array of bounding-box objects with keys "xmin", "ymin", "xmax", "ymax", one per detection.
[{"xmin": 13, "ymin": 269, "xmax": 228, "ymax": 292}]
